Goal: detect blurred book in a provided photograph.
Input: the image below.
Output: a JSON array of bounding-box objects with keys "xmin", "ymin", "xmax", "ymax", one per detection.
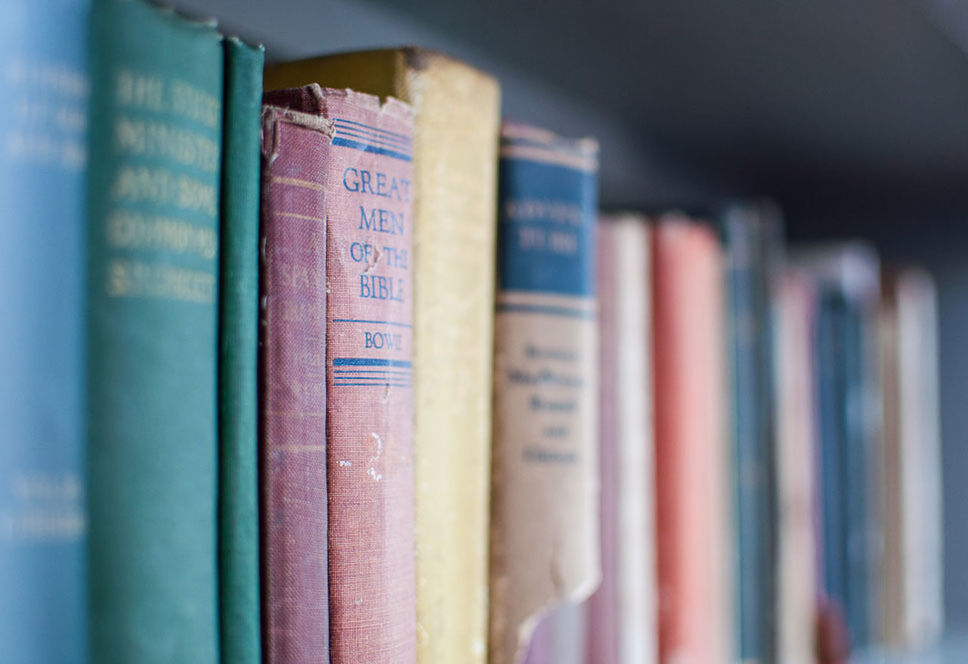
[
  {"xmin": 585, "ymin": 214, "xmax": 656, "ymax": 664},
  {"xmin": 0, "ymin": 0, "xmax": 89, "ymax": 661},
  {"xmin": 653, "ymin": 214, "xmax": 733, "ymax": 664},
  {"xmin": 879, "ymin": 267, "xmax": 944, "ymax": 650}
]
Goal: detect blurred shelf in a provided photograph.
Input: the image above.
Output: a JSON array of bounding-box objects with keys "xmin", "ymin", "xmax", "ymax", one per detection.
[{"xmin": 178, "ymin": 0, "xmax": 968, "ymax": 220}]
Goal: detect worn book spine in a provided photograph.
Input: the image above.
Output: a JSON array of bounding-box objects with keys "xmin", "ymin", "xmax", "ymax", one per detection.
[
  {"xmin": 266, "ymin": 49, "xmax": 500, "ymax": 664},
  {"xmin": 775, "ymin": 271, "xmax": 818, "ymax": 664},
  {"xmin": 721, "ymin": 203, "xmax": 780, "ymax": 664},
  {"xmin": 259, "ymin": 105, "xmax": 330, "ymax": 664},
  {"xmin": 587, "ymin": 215, "xmax": 655, "ymax": 664},
  {"xmin": 85, "ymin": 0, "xmax": 223, "ymax": 660},
  {"xmin": 653, "ymin": 216, "xmax": 732, "ymax": 664},
  {"xmin": 0, "ymin": 0, "xmax": 89, "ymax": 661},
  {"xmin": 262, "ymin": 84, "xmax": 416, "ymax": 664},
  {"xmin": 490, "ymin": 123, "xmax": 599, "ymax": 664},
  {"xmin": 219, "ymin": 37, "xmax": 264, "ymax": 664}
]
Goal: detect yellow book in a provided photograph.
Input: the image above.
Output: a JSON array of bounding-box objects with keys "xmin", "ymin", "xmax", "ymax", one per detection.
[{"xmin": 266, "ymin": 49, "xmax": 501, "ymax": 664}]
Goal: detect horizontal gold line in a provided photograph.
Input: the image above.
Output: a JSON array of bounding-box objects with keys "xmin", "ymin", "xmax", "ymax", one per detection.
[
  {"xmin": 274, "ymin": 211, "xmax": 324, "ymax": 222},
  {"xmin": 264, "ymin": 411, "xmax": 325, "ymax": 417},
  {"xmin": 271, "ymin": 176, "xmax": 325, "ymax": 192}
]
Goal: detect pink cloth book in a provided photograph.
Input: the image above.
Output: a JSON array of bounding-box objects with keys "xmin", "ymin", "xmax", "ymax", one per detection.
[
  {"xmin": 263, "ymin": 85, "xmax": 416, "ymax": 664},
  {"xmin": 259, "ymin": 105, "xmax": 331, "ymax": 664},
  {"xmin": 653, "ymin": 216, "xmax": 732, "ymax": 664}
]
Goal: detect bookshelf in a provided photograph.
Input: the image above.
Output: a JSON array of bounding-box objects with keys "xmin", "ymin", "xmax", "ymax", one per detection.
[{"xmin": 177, "ymin": 0, "xmax": 968, "ymax": 646}]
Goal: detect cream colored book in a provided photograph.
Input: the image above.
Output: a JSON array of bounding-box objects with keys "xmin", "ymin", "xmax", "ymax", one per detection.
[
  {"xmin": 880, "ymin": 268, "xmax": 944, "ymax": 649},
  {"xmin": 489, "ymin": 124, "xmax": 600, "ymax": 664},
  {"xmin": 775, "ymin": 269, "xmax": 818, "ymax": 664},
  {"xmin": 266, "ymin": 50, "xmax": 501, "ymax": 664}
]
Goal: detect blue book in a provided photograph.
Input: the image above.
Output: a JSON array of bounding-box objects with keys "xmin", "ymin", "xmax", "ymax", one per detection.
[
  {"xmin": 0, "ymin": 0, "xmax": 90, "ymax": 662},
  {"xmin": 841, "ymin": 295, "xmax": 872, "ymax": 649},
  {"xmin": 721, "ymin": 203, "xmax": 781, "ymax": 663},
  {"xmin": 816, "ymin": 290, "xmax": 851, "ymax": 629}
]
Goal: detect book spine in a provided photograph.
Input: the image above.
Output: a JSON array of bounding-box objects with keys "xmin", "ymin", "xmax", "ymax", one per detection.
[
  {"xmin": 262, "ymin": 84, "xmax": 416, "ymax": 664},
  {"xmin": 490, "ymin": 124, "xmax": 599, "ymax": 664},
  {"xmin": 587, "ymin": 216, "xmax": 655, "ymax": 664},
  {"xmin": 895, "ymin": 271, "xmax": 943, "ymax": 646},
  {"xmin": 85, "ymin": 0, "xmax": 223, "ymax": 660},
  {"xmin": 0, "ymin": 0, "xmax": 89, "ymax": 661},
  {"xmin": 258, "ymin": 105, "xmax": 330, "ymax": 664},
  {"xmin": 653, "ymin": 218, "xmax": 732, "ymax": 664},
  {"xmin": 402, "ymin": 56, "xmax": 500, "ymax": 664},
  {"xmin": 586, "ymin": 222, "xmax": 621, "ymax": 664},
  {"xmin": 816, "ymin": 290, "xmax": 850, "ymax": 630},
  {"xmin": 775, "ymin": 271, "xmax": 819, "ymax": 664},
  {"xmin": 721, "ymin": 205, "xmax": 779, "ymax": 664},
  {"xmin": 218, "ymin": 37, "xmax": 264, "ymax": 664},
  {"xmin": 842, "ymin": 298, "xmax": 871, "ymax": 650}
]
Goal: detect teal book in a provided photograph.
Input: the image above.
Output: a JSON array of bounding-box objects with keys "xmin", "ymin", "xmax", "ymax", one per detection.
[
  {"xmin": 218, "ymin": 37, "xmax": 264, "ymax": 664},
  {"xmin": 85, "ymin": 0, "xmax": 224, "ymax": 661},
  {"xmin": 0, "ymin": 0, "xmax": 90, "ymax": 661},
  {"xmin": 721, "ymin": 202, "xmax": 781, "ymax": 664}
]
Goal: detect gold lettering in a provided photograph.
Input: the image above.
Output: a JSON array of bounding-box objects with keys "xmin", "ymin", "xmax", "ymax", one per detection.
[
  {"xmin": 114, "ymin": 116, "xmax": 218, "ymax": 173},
  {"xmin": 107, "ymin": 210, "xmax": 217, "ymax": 259},
  {"xmin": 106, "ymin": 259, "xmax": 215, "ymax": 303}
]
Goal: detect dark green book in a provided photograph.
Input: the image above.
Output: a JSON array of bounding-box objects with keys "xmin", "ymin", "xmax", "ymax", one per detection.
[
  {"xmin": 86, "ymin": 0, "xmax": 224, "ymax": 660},
  {"xmin": 218, "ymin": 37, "xmax": 264, "ymax": 664}
]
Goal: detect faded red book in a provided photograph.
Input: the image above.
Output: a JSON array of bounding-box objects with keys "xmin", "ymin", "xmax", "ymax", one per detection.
[
  {"xmin": 652, "ymin": 215, "xmax": 732, "ymax": 664},
  {"xmin": 259, "ymin": 105, "xmax": 331, "ymax": 663},
  {"xmin": 263, "ymin": 85, "xmax": 416, "ymax": 664}
]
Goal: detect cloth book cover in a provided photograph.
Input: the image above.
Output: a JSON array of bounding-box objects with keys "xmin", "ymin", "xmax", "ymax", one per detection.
[
  {"xmin": 490, "ymin": 123, "xmax": 600, "ymax": 664},
  {"xmin": 218, "ymin": 36, "xmax": 264, "ymax": 664},
  {"xmin": 259, "ymin": 103, "xmax": 331, "ymax": 664},
  {"xmin": 85, "ymin": 0, "xmax": 223, "ymax": 659}
]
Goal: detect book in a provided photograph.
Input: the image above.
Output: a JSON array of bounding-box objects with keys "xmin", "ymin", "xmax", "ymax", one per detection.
[
  {"xmin": 258, "ymin": 104, "xmax": 330, "ymax": 664},
  {"xmin": 774, "ymin": 270, "xmax": 819, "ymax": 664},
  {"xmin": 586, "ymin": 214, "xmax": 656, "ymax": 664},
  {"xmin": 218, "ymin": 36, "xmax": 264, "ymax": 664},
  {"xmin": 796, "ymin": 244, "xmax": 881, "ymax": 652},
  {"xmin": 720, "ymin": 202, "xmax": 781, "ymax": 664},
  {"xmin": 0, "ymin": 0, "xmax": 89, "ymax": 661},
  {"xmin": 85, "ymin": 0, "xmax": 223, "ymax": 660},
  {"xmin": 489, "ymin": 123, "xmax": 600, "ymax": 664},
  {"xmin": 653, "ymin": 215, "xmax": 733, "ymax": 664},
  {"xmin": 266, "ymin": 48, "xmax": 501, "ymax": 663},
  {"xmin": 262, "ymin": 84, "xmax": 416, "ymax": 664},
  {"xmin": 879, "ymin": 268, "xmax": 944, "ymax": 649}
]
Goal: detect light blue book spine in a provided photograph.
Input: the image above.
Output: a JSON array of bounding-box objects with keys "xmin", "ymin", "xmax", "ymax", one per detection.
[{"xmin": 0, "ymin": 1, "xmax": 90, "ymax": 662}]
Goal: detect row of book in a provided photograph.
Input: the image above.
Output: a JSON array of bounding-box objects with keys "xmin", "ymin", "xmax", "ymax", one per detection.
[
  {"xmin": 524, "ymin": 214, "xmax": 945, "ymax": 664},
  {"xmin": 0, "ymin": 0, "xmax": 944, "ymax": 663}
]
